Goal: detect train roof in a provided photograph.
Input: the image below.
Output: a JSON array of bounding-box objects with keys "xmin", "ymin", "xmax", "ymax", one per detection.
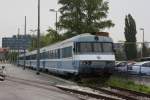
[
  {"xmin": 19, "ymin": 33, "xmax": 113, "ymax": 57},
  {"xmin": 62, "ymin": 33, "xmax": 113, "ymax": 43}
]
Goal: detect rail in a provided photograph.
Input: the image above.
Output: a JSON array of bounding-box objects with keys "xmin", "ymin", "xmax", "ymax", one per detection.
[{"xmin": 89, "ymin": 86, "xmax": 150, "ymax": 100}]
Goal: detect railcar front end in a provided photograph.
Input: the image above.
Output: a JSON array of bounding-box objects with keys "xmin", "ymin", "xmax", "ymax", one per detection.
[{"xmin": 73, "ymin": 40, "xmax": 115, "ymax": 75}]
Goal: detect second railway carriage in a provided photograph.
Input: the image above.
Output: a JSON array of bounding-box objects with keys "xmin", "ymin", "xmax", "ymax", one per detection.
[{"xmin": 19, "ymin": 33, "xmax": 115, "ymax": 75}]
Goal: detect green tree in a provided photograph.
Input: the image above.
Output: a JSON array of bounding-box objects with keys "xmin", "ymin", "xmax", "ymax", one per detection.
[
  {"xmin": 28, "ymin": 28, "xmax": 62, "ymax": 51},
  {"xmin": 28, "ymin": 34, "xmax": 37, "ymax": 51},
  {"xmin": 142, "ymin": 43, "xmax": 150, "ymax": 57},
  {"xmin": 124, "ymin": 14, "xmax": 137, "ymax": 60},
  {"xmin": 115, "ymin": 43, "xmax": 127, "ymax": 60},
  {"xmin": 46, "ymin": 28, "xmax": 62, "ymax": 44},
  {"xmin": 58, "ymin": 0, "xmax": 114, "ymax": 36}
]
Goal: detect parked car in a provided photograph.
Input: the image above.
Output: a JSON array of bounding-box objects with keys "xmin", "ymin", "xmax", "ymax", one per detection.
[
  {"xmin": 140, "ymin": 57, "xmax": 150, "ymax": 61},
  {"xmin": 129, "ymin": 61, "xmax": 150, "ymax": 75},
  {"xmin": 115, "ymin": 61, "xmax": 136, "ymax": 72},
  {"xmin": 115, "ymin": 61, "xmax": 127, "ymax": 72}
]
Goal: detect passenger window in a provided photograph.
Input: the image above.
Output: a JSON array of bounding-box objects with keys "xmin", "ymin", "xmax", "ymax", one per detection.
[{"xmin": 62, "ymin": 46, "xmax": 72, "ymax": 58}]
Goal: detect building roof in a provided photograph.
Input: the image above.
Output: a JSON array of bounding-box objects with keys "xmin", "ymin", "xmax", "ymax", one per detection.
[{"xmin": 0, "ymin": 48, "xmax": 8, "ymax": 53}]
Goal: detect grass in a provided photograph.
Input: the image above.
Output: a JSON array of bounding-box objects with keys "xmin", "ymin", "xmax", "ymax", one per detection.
[
  {"xmin": 76, "ymin": 75, "xmax": 110, "ymax": 87},
  {"xmin": 106, "ymin": 76, "xmax": 150, "ymax": 94},
  {"xmin": 76, "ymin": 75, "xmax": 150, "ymax": 94}
]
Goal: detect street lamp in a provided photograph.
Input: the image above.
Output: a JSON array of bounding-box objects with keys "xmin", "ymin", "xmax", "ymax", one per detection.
[
  {"xmin": 23, "ymin": 16, "xmax": 27, "ymax": 70},
  {"xmin": 49, "ymin": 9, "xmax": 59, "ymax": 33},
  {"xmin": 139, "ymin": 28, "xmax": 144, "ymax": 80},
  {"xmin": 140, "ymin": 28, "xmax": 144, "ymax": 58}
]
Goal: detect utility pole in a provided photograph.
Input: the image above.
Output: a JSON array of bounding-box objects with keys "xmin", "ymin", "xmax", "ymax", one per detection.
[
  {"xmin": 25, "ymin": 16, "xmax": 27, "ymax": 36},
  {"xmin": 23, "ymin": 16, "xmax": 27, "ymax": 70},
  {"xmin": 36, "ymin": 0, "xmax": 40, "ymax": 75},
  {"xmin": 56, "ymin": 11, "xmax": 58, "ymax": 33},
  {"xmin": 17, "ymin": 28, "xmax": 20, "ymax": 66}
]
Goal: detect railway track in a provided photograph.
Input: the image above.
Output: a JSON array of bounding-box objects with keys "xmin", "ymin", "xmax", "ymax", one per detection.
[
  {"xmin": 5, "ymin": 76, "xmax": 122, "ymax": 100},
  {"xmin": 89, "ymin": 86, "xmax": 150, "ymax": 100},
  {"xmin": 110, "ymin": 86, "xmax": 150, "ymax": 99},
  {"xmin": 56, "ymin": 85, "xmax": 123, "ymax": 100}
]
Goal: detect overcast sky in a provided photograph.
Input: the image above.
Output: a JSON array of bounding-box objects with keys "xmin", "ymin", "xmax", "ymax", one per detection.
[{"xmin": 0, "ymin": 0, "xmax": 149, "ymax": 46}]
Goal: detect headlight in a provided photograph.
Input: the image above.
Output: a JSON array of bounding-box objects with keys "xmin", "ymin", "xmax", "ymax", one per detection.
[
  {"xmin": 82, "ymin": 61, "xmax": 87, "ymax": 65},
  {"xmin": 82, "ymin": 61, "xmax": 91, "ymax": 65}
]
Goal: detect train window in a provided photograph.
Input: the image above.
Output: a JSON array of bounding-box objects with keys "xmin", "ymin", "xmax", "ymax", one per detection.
[
  {"xmin": 102, "ymin": 43, "xmax": 113, "ymax": 53},
  {"xmin": 54, "ymin": 50, "xmax": 56, "ymax": 58},
  {"xmin": 62, "ymin": 46, "xmax": 72, "ymax": 58},
  {"xmin": 50, "ymin": 50, "xmax": 53, "ymax": 59},
  {"xmin": 76, "ymin": 42, "xmax": 113, "ymax": 54},
  {"xmin": 40, "ymin": 53, "xmax": 43, "ymax": 59},
  {"xmin": 29, "ymin": 55, "xmax": 31, "ymax": 60},
  {"xmin": 19, "ymin": 57, "xmax": 23, "ymax": 60},
  {"xmin": 41, "ymin": 52, "xmax": 47, "ymax": 59},
  {"xmin": 49, "ymin": 50, "xmax": 52, "ymax": 59},
  {"xmin": 46, "ymin": 51, "xmax": 49, "ymax": 59},
  {"xmin": 26, "ymin": 56, "xmax": 30, "ymax": 60},
  {"xmin": 57, "ymin": 49, "xmax": 60, "ymax": 59},
  {"xmin": 32, "ymin": 55, "xmax": 34, "ymax": 60},
  {"xmin": 52, "ymin": 50, "xmax": 55, "ymax": 59},
  {"xmin": 50, "ymin": 50, "xmax": 56, "ymax": 59},
  {"xmin": 55, "ymin": 49, "xmax": 60, "ymax": 59},
  {"xmin": 32, "ymin": 54, "xmax": 37, "ymax": 60},
  {"xmin": 93, "ymin": 43, "xmax": 102, "ymax": 52},
  {"xmin": 79, "ymin": 43, "xmax": 92, "ymax": 53},
  {"xmin": 49, "ymin": 51, "xmax": 52, "ymax": 59},
  {"xmin": 47, "ymin": 49, "xmax": 60, "ymax": 59}
]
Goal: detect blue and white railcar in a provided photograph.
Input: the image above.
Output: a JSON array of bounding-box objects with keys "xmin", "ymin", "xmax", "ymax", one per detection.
[{"xmin": 19, "ymin": 33, "xmax": 115, "ymax": 75}]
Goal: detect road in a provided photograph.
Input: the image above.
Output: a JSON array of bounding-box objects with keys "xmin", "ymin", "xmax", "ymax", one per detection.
[{"xmin": 0, "ymin": 63, "xmax": 79, "ymax": 100}]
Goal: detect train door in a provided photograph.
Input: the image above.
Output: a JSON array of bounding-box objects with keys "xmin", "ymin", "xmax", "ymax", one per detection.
[
  {"xmin": 72, "ymin": 42, "xmax": 77, "ymax": 72},
  {"xmin": 57, "ymin": 48, "xmax": 62, "ymax": 73}
]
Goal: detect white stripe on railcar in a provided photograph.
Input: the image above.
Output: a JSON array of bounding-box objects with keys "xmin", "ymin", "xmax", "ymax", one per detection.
[{"xmin": 74, "ymin": 54, "xmax": 115, "ymax": 61}]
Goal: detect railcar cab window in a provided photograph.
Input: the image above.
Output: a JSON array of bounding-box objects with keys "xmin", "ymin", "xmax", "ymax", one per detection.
[
  {"xmin": 79, "ymin": 43, "xmax": 92, "ymax": 53},
  {"xmin": 102, "ymin": 43, "xmax": 113, "ymax": 53},
  {"xmin": 75, "ymin": 42, "xmax": 113, "ymax": 54},
  {"xmin": 93, "ymin": 43, "xmax": 102, "ymax": 52}
]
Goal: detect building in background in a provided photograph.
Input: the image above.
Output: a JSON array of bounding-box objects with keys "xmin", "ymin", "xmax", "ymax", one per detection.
[{"xmin": 2, "ymin": 35, "xmax": 32, "ymax": 53}]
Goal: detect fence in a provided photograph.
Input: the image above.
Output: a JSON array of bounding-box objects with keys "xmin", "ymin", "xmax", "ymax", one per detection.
[{"xmin": 115, "ymin": 42, "xmax": 150, "ymax": 61}]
